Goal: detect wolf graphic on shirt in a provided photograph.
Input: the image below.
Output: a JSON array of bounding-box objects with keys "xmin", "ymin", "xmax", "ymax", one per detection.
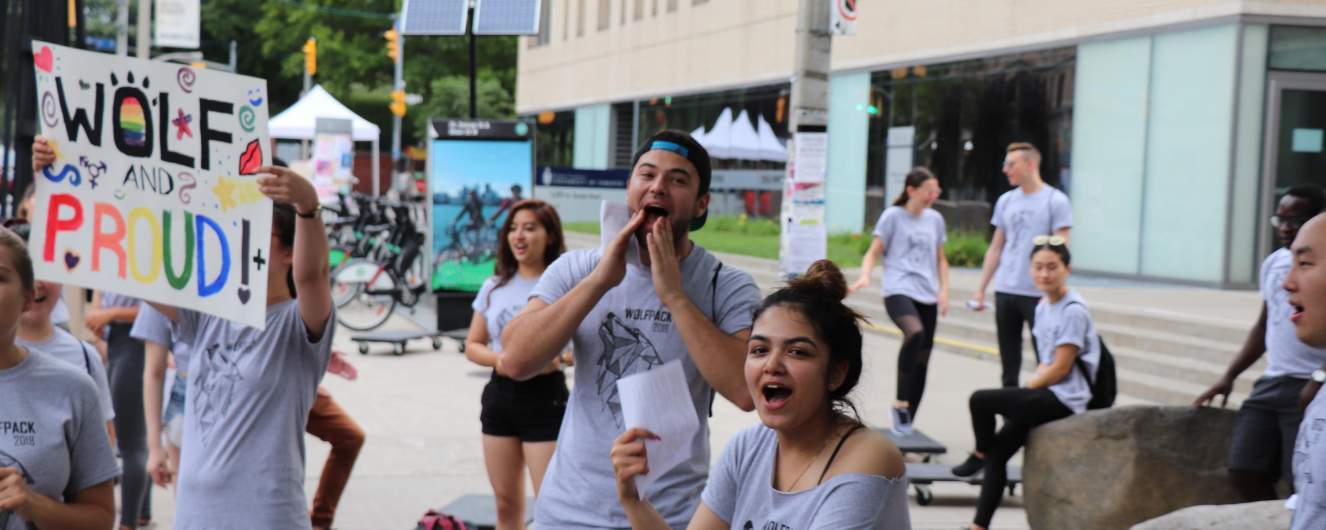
[
  {"xmin": 596, "ymin": 312, "xmax": 664, "ymax": 426},
  {"xmin": 1007, "ymin": 209, "xmax": 1034, "ymax": 251},
  {"xmin": 0, "ymin": 450, "xmax": 33, "ymax": 529},
  {"xmin": 193, "ymin": 342, "xmax": 243, "ymax": 448},
  {"xmin": 901, "ymin": 231, "xmax": 931, "ymax": 271}
]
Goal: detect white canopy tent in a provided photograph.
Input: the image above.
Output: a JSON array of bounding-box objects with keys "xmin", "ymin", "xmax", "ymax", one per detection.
[
  {"xmin": 268, "ymin": 85, "xmax": 382, "ymax": 195},
  {"xmin": 692, "ymin": 108, "xmax": 787, "ymax": 162}
]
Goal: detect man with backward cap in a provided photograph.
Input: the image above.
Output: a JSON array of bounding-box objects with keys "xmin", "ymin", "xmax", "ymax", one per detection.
[{"xmin": 501, "ymin": 130, "xmax": 761, "ymax": 529}]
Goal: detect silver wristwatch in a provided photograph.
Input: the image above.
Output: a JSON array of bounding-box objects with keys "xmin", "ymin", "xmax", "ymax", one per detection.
[{"xmin": 1312, "ymin": 369, "xmax": 1326, "ymax": 384}]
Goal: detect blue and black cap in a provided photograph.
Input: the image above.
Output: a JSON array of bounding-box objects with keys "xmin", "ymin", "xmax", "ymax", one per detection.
[{"xmin": 629, "ymin": 129, "xmax": 712, "ymax": 231}]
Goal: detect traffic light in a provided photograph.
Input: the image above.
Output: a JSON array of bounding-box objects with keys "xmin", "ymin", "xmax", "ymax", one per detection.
[
  {"xmin": 384, "ymin": 28, "xmax": 399, "ymax": 61},
  {"xmin": 390, "ymin": 89, "xmax": 406, "ymax": 117},
  {"xmin": 303, "ymin": 37, "xmax": 317, "ymax": 76}
]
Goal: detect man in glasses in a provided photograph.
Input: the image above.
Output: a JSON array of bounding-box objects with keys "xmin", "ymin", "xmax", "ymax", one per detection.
[
  {"xmin": 971, "ymin": 142, "xmax": 1073, "ymax": 387},
  {"xmin": 1195, "ymin": 185, "xmax": 1326, "ymax": 502}
]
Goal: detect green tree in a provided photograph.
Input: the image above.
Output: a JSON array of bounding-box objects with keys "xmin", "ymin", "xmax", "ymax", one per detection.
[{"xmin": 411, "ymin": 75, "xmax": 514, "ymax": 132}]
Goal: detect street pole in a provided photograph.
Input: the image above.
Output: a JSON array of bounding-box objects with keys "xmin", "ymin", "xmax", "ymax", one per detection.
[
  {"xmin": 788, "ymin": 0, "xmax": 830, "ymax": 134},
  {"xmin": 229, "ymin": 40, "xmax": 237, "ymax": 72},
  {"xmin": 391, "ymin": 17, "xmax": 404, "ymax": 164},
  {"xmin": 468, "ymin": 21, "xmax": 477, "ymax": 119},
  {"xmin": 135, "ymin": 0, "xmax": 149, "ymax": 58},
  {"xmin": 115, "ymin": 0, "xmax": 128, "ymax": 55},
  {"xmin": 778, "ymin": 0, "xmax": 832, "ymax": 279}
]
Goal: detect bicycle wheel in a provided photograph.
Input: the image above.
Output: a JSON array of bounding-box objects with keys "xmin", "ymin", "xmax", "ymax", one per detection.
[
  {"xmin": 330, "ymin": 258, "xmax": 376, "ymax": 308},
  {"xmin": 334, "ymin": 264, "xmax": 398, "ymax": 331}
]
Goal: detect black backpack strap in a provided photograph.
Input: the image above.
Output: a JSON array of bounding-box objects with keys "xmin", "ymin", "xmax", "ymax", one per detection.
[
  {"xmin": 707, "ymin": 262, "xmax": 723, "ymax": 418},
  {"xmin": 79, "ymin": 341, "xmax": 93, "ymax": 376},
  {"xmin": 1064, "ymin": 301, "xmax": 1095, "ymax": 387}
]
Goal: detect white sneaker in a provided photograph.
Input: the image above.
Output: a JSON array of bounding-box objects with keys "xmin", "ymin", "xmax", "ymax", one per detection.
[{"xmin": 890, "ymin": 407, "xmax": 914, "ymax": 435}]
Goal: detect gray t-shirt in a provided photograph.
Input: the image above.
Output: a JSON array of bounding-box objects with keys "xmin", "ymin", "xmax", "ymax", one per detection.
[
  {"xmin": 700, "ymin": 425, "xmax": 911, "ymax": 530},
  {"xmin": 472, "ymin": 274, "xmax": 540, "ymax": 353},
  {"xmin": 1262, "ymin": 248, "xmax": 1326, "ymax": 378},
  {"xmin": 991, "ymin": 186, "xmax": 1072, "ymax": 297},
  {"xmin": 131, "ymin": 303, "xmax": 194, "ymax": 377},
  {"xmin": 0, "ymin": 351, "xmax": 120, "ymax": 530},
  {"xmin": 1293, "ymin": 383, "xmax": 1326, "ymax": 530},
  {"xmin": 98, "ymin": 292, "xmax": 139, "ymax": 309},
  {"xmin": 18, "ymin": 328, "xmax": 115, "ymax": 422},
  {"xmin": 872, "ymin": 206, "xmax": 947, "ymax": 304},
  {"xmin": 530, "ymin": 246, "xmax": 760, "ymax": 529},
  {"xmin": 1033, "ymin": 290, "xmax": 1100, "ymax": 414},
  {"xmin": 171, "ymin": 301, "xmax": 335, "ymax": 530}
]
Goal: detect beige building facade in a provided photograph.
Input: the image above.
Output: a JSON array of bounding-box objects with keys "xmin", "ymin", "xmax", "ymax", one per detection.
[{"xmin": 518, "ymin": 0, "xmax": 1326, "ymax": 286}]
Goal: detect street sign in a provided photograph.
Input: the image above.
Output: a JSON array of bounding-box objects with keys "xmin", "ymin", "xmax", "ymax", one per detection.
[
  {"xmin": 474, "ymin": 0, "xmax": 542, "ymax": 35},
  {"xmin": 401, "ymin": 0, "xmax": 469, "ymax": 36},
  {"xmin": 155, "ymin": 0, "xmax": 201, "ymax": 49},
  {"xmin": 830, "ymin": 0, "xmax": 857, "ymax": 35}
]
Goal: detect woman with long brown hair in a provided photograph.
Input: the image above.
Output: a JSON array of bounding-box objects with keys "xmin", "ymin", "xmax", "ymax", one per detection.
[{"xmin": 464, "ymin": 199, "xmax": 570, "ymax": 529}]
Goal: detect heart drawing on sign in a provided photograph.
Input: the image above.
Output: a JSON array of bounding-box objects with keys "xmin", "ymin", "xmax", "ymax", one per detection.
[
  {"xmin": 63, "ymin": 251, "xmax": 80, "ymax": 271},
  {"xmin": 238, "ymin": 140, "xmax": 262, "ymax": 175},
  {"xmin": 237, "ymin": 286, "xmax": 251, "ymax": 304},
  {"xmin": 34, "ymin": 46, "xmax": 53, "ymax": 73}
]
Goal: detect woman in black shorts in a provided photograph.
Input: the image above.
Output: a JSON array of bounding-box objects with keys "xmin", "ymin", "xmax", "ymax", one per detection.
[{"xmin": 465, "ymin": 199, "xmax": 570, "ymax": 529}]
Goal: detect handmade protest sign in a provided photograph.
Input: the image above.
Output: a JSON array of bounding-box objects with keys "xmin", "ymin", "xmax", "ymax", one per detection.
[{"xmin": 30, "ymin": 41, "xmax": 273, "ymax": 329}]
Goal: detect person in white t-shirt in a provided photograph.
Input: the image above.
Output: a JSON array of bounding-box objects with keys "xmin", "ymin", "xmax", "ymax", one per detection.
[
  {"xmin": 970, "ymin": 142, "xmax": 1073, "ymax": 388},
  {"xmin": 953, "ymin": 239, "xmax": 1099, "ymax": 530},
  {"xmin": 1287, "ymin": 213, "xmax": 1326, "ymax": 529},
  {"xmin": 1196, "ymin": 185, "xmax": 1326, "ymax": 501}
]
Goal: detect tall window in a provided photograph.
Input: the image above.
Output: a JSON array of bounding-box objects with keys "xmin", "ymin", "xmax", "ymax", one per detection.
[
  {"xmin": 577, "ymin": 0, "xmax": 585, "ymax": 36},
  {"xmin": 530, "ymin": 0, "xmax": 551, "ymax": 47},
  {"xmin": 667, "ymin": 0, "xmax": 677, "ymax": 12},
  {"xmin": 634, "ymin": 0, "xmax": 644, "ymax": 20},
  {"xmin": 598, "ymin": 0, "xmax": 611, "ymax": 30},
  {"xmin": 563, "ymin": 0, "xmax": 570, "ymax": 40}
]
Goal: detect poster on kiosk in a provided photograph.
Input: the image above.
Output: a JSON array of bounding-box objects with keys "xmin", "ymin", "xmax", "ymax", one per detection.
[{"xmin": 427, "ymin": 119, "xmax": 533, "ymax": 328}]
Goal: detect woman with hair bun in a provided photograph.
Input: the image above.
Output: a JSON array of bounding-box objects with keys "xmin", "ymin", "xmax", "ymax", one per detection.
[{"xmin": 611, "ymin": 260, "xmax": 911, "ymax": 530}]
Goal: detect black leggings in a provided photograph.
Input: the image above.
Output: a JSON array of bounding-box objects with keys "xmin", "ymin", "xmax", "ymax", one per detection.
[
  {"xmin": 884, "ymin": 295, "xmax": 937, "ymax": 419},
  {"xmin": 968, "ymin": 387, "xmax": 1072, "ymax": 528},
  {"xmin": 995, "ymin": 292, "xmax": 1040, "ymax": 388},
  {"xmin": 106, "ymin": 323, "xmax": 151, "ymax": 526}
]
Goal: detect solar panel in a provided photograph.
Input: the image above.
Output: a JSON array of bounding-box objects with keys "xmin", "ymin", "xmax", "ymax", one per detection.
[
  {"xmin": 473, "ymin": 0, "xmax": 541, "ymax": 35},
  {"xmin": 401, "ymin": 0, "xmax": 470, "ymax": 36}
]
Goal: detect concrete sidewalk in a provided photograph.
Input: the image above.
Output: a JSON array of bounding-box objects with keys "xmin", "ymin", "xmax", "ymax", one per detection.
[{"xmin": 131, "ymin": 234, "xmax": 1263, "ymax": 529}]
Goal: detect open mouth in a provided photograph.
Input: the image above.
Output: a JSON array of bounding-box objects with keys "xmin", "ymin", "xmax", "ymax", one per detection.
[
  {"xmin": 512, "ymin": 242, "xmax": 528, "ymax": 253},
  {"xmin": 761, "ymin": 384, "xmax": 792, "ymax": 409},
  {"xmin": 1291, "ymin": 301, "xmax": 1306, "ymax": 324},
  {"xmin": 642, "ymin": 204, "xmax": 670, "ymax": 228}
]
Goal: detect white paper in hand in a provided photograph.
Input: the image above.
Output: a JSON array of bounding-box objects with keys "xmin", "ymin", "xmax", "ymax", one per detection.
[
  {"xmin": 600, "ymin": 200, "xmax": 641, "ymax": 266},
  {"xmin": 616, "ymin": 360, "xmax": 700, "ymax": 495}
]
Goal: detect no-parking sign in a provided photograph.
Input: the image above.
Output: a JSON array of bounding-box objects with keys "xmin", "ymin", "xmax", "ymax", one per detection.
[{"xmin": 830, "ymin": 0, "xmax": 857, "ymax": 35}]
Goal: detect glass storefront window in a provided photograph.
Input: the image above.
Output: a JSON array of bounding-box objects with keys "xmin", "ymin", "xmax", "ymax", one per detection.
[
  {"xmin": 1270, "ymin": 25, "xmax": 1326, "ymax": 72},
  {"xmin": 533, "ymin": 110, "xmax": 575, "ymax": 167},
  {"xmin": 866, "ymin": 48, "xmax": 1076, "ymax": 205},
  {"xmin": 635, "ymin": 82, "xmax": 791, "ymax": 170}
]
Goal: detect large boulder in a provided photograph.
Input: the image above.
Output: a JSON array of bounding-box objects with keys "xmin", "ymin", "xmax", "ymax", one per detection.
[
  {"xmin": 1023, "ymin": 406, "xmax": 1243, "ymax": 530},
  {"xmin": 1129, "ymin": 500, "xmax": 1291, "ymax": 530}
]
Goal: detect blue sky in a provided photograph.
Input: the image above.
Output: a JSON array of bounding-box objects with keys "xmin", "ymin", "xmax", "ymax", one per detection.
[{"xmin": 430, "ymin": 140, "xmax": 532, "ymax": 196}]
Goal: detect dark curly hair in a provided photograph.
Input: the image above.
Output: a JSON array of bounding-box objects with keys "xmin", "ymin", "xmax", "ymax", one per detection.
[{"xmin": 752, "ymin": 259, "xmax": 866, "ymax": 421}]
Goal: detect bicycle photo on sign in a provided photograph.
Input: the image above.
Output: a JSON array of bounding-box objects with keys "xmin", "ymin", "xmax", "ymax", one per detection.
[{"xmin": 428, "ymin": 125, "xmax": 534, "ymax": 294}]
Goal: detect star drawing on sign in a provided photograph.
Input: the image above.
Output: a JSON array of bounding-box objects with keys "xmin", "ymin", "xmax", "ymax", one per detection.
[
  {"xmin": 213, "ymin": 177, "xmax": 237, "ymax": 212},
  {"xmin": 173, "ymin": 109, "xmax": 194, "ymax": 140}
]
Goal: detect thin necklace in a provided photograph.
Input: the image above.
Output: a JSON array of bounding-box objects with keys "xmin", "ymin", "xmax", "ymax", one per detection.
[{"xmin": 782, "ymin": 432, "xmax": 832, "ymax": 491}]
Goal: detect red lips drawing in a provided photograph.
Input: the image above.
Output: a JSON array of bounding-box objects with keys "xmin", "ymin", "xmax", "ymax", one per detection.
[{"xmin": 238, "ymin": 140, "xmax": 262, "ymax": 175}]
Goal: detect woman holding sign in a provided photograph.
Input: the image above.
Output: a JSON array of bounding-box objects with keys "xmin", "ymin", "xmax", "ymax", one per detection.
[
  {"xmin": 464, "ymin": 199, "xmax": 570, "ymax": 530},
  {"xmin": 0, "ymin": 225, "xmax": 120, "ymax": 530},
  {"xmin": 610, "ymin": 261, "xmax": 911, "ymax": 530},
  {"xmin": 36, "ymin": 146, "xmax": 338, "ymax": 529},
  {"xmin": 144, "ymin": 165, "xmax": 336, "ymax": 530}
]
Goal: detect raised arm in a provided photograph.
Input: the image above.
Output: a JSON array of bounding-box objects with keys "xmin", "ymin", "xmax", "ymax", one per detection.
[
  {"xmin": 258, "ymin": 166, "xmax": 332, "ymax": 340},
  {"xmin": 645, "ymin": 219, "xmax": 755, "ymax": 411},
  {"xmin": 501, "ymin": 210, "xmax": 647, "ymax": 380}
]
